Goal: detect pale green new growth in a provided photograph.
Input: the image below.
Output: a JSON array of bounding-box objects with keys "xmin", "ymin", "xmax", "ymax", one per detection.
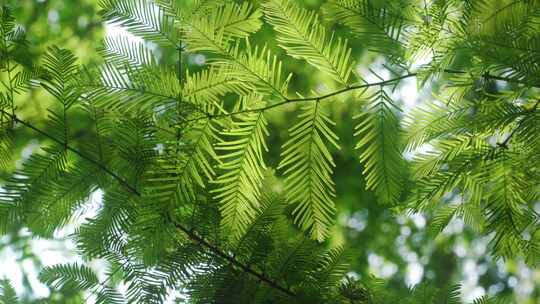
[
  {"xmin": 213, "ymin": 107, "xmax": 269, "ymax": 239},
  {"xmin": 354, "ymin": 88, "xmax": 404, "ymax": 204},
  {"xmin": 279, "ymin": 102, "xmax": 339, "ymax": 241}
]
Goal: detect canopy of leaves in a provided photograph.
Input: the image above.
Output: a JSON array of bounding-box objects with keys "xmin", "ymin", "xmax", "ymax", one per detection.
[{"xmin": 0, "ymin": 0, "xmax": 539, "ymax": 303}]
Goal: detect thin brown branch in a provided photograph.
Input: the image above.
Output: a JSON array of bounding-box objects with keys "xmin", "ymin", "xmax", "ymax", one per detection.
[
  {"xmin": 179, "ymin": 68, "xmax": 539, "ymax": 126},
  {"xmin": 175, "ymin": 224, "xmax": 296, "ymax": 297},
  {"xmin": 180, "ymin": 73, "xmax": 418, "ymax": 124},
  {"xmin": 1, "ymin": 109, "xmax": 140, "ymax": 196},
  {"xmin": 443, "ymin": 69, "xmax": 540, "ymax": 88},
  {"xmin": 499, "ymin": 99, "xmax": 540, "ymax": 147},
  {"xmin": 1, "ymin": 108, "xmax": 295, "ymax": 298}
]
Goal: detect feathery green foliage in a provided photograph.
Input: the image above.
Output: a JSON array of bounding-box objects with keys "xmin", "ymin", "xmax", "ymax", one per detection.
[
  {"xmin": 212, "ymin": 106, "xmax": 269, "ymax": 239},
  {"xmin": 278, "ymin": 101, "xmax": 340, "ymax": 241},
  {"xmin": 263, "ymin": 0, "xmax": 355, "ymax": 86},
  {"xmin": 0, "ymin": 279, "xmax": 18, "ymax": 304},
  {"xmin": 354, "ymin": 88, "xmax": 404, "ymax": 204},
  {"xmin": 0, "ymin": 0, "xmax": 539, "ymax": 303}
]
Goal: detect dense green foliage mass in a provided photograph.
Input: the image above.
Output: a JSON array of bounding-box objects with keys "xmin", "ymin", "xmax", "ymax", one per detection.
[{"xmin": 0, "ymin": 0, "xmax": 539, "ymax": 303}]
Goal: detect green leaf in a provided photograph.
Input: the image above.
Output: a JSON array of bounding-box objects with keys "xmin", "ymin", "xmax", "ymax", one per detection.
[
  {"xmin": 40, "ymin": 263, "xmax": 99, "ymax": 291},
  {"xmin": 180, "ymin": 2, "xmax": 262, "ymax": 50},
  {"xmin": 278, "ymin": 102, "xmax": 339, "ymax": 241},
  {"xmin": 99, "ymin": 0, "xmax": 178, "ymax": 46},
  {"xmin": 263, "ymin": 0, "xmax": 354, "ymax": 86},
  {"xmin": 183, "ymin": 66, "xmax": 246, "ymax": 111},
  {"xmin": 100, "ymin": 36, "xmax": 157, "ymax": 66},
  {"xmin": 323, "ymin": 0, "xmax": 415, "ymax": 60},
  {"xmin": 41, "ymin": 46, "xmax": 79, "ymax": 108},
  {"xmin": 482, "ymin": 150, "xmax": 533, "ymax": 260},
  {"xmin": 80, "ymin": 63, "xmax": 179, "ymax": 113},
  {"xmin": 212, "ymin": 109, "xmax": 269, "ymax": 239},
  {"xmin": 0, "ymin": 279, "xmax": 17, "ymax": 304},
  {"xmin": 354, "ymin": 88, "xmax": 404, "ymax": 204},
  {"xmin": 144, "ymin": 117, "xmax": 219, "ymax": 205},
  {"xmin": 40, "ymin": 263, "xmax": 124, "ymax": 304}
]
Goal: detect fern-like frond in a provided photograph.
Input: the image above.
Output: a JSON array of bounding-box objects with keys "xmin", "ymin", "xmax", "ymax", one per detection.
[
  {"xmin": 408, "ymin": 283, "xmax": 461, "ymax": 304},
  {"xmin": 40, "ymin": 263, "xmax": 124, "ymax": 304},
  {"xmin": 28, "ymin": 163, "xmax": 97, "ymax": 235},
  {"xmin": 108, "ymin": 114, "xmax": 157, "ymax": 186},
  {"xmin": 183, "ymin": 66, "xmax": 246, "ymax": 112},
  {"xmin": 156, "ymin": 0, "xmax": 220, "ymax": 22},
  {"xmin": 227, "ymin": 172, "xmax": 284, "ymax": 252},
  {"xmin": 209, "ymin": 2, "xmax": 263, "ymax": 39},
  {"xmin": 1, "ymin": 5, "xmax": 29, "ymax": 64},
  {"xmin": 100, "ymin": 36, "xmax": 157, "ymax": 66},
  {"xmin": 0, "ymin": 129, "xmax": 12, "ymax": 170},
  {"xmin": 323, "ymin": 0, "xmax": 415, "ymax": 60},
  {"xmin": 40, "ymin": 263, "xmax": 99, "ymax": 291},
  {"xmin": 354, "ymin": 88, "xmax": 404, "ymax": 204},
  {"xmin": 10, "ymin": 67, "xmax": 39, "ymax": 94},
  {"xmin": 307, "ymin": 245, "xmax": 349, "ymax": 293},
  {"xmin": 513, "ymin": 102, "xmax": 540, "ymax": 150},
  {"xmin": 184, "ymin": 19, "xmax": 291, "ymax": 100},
  {"xmin": 405, "ymin": 1, "xmax": 454, "ymax": 63},
  {"xmin": 267, "ymin": 235, "xmax": 321, "ymax": 288},
  {"xmin": 179, "ymin": 2, "xmax": 261, "ymax": 44},
  {"xmin": 41, "ymin": 46, "xmax": 79, "ymax": 114},
  {"xmin": 181, "ymin": 2, "xmax": 261, "ymax": 51},
  {"xmin": 220, "ymin": 42, "xmax": 291, "ymax": 100},
  {"xmin": 2, "ymin": 147, "xmax": 67, "ymax": 213},
  {"xmin": 404, "ymin": 95, "xmax": 526, "ymax": 151},
  {"xmin": 278, "ymin": 102, "xmax": 339, "ymax": 241},
  {"xmin": 99, "ymin": 0, "xmax": 178, "ymax": 46},
  {"xmin": 428, "ymin": 203, "xmax": 460, "ymax": 236},
  {"xmin": 0, "ymin": 6, "xmax": 15, "ymax": 39},
  {"xmin": 0, "ymin": 142, "xmax": 100, "ymax": 236},
  {"xmin": 181, "ymin": 4, "xmax": 290, "ymax": 100},
  {"xmin": 409, "ymin": 135, "xmax": 489, "ymax": 210},
  {"xmin": 263, "ymin": 0, "xmax": 354, "ymax": 86},
  {"xmin": 80, "ymin": 63, "xmax": 179, "ymax": 112},
  {"xmin": 404, "ymin": 99, "xmax": 470, "ymax": 152},
  {"xmin": 212, "ymin": 108, "xmax": 269, "ymax": 239},
  {"xmin": 482, "ymin": 150, "xmax": 533, "ymax": 260},
  {"xmin": 0, "ymin": 279, "xmax": 17, "ymax": 304},
  {"xmin": 144, "ymin": 118, "xmax": 219, "ymax": 205},
  {"xmin": 459, "ymin": 1, "xmax": 540, "ymax": 86},
  {"xmin": 77, "ymin": 189, "xmax": 137, "ymax": 259},
  {"xmin": 1, "ymin": 5, "xmax": 34, "ymax": 128}
]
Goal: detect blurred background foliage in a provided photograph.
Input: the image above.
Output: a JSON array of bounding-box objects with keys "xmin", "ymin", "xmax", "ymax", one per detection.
[{"xmin": 0, "ymin": 0, "xmax": 538, "ymax": 303}]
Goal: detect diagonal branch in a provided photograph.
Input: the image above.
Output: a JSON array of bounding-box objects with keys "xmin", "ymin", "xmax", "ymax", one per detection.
[
  {"xmin": 182, "ymin": 72, "xmax": 418, "ymax": 124},
  {"xmin": 443, "ymin": 69, "xmax": 540, "ymax": 88},
  {"xmin": 0, "ymin": 108, "xmax": 295, "ymax": 298},
  {"xmin": 176, "ymin": 224, "xmax": 296, "ymax": 297},
  {"xmin": 1, "ymin": 109, "xmax": 139, "ymax": 195},
  {"xmin": 179, "ymin": 68, "xmax": 539, "ymax": 125},
  {"xmin": 499, "ymin": 99, "xmax": 540, "ymax": 148}
]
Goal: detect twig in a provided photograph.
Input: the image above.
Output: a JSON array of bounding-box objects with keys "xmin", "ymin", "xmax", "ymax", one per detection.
[
  {"xmin": 499, "ymin": 99, "xmax": 540, "ymax": 147},
  {"xmin": 181, "ymin": 73, "xmax": 418, "ymax": 124},
  {"xmin": 176, "ymin": 224, "xmax": 296, "ymax": 297},
  {"xmin": 178, "ymin": 68, "xmax": 539, "ymax": 125},
  {"xmin": 1, "ymin": 109, "xmax": 140, "ymax": 196},
  {"xmin": 0, "ymin": 109, "xmax": 295, "ymax": 298}
]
